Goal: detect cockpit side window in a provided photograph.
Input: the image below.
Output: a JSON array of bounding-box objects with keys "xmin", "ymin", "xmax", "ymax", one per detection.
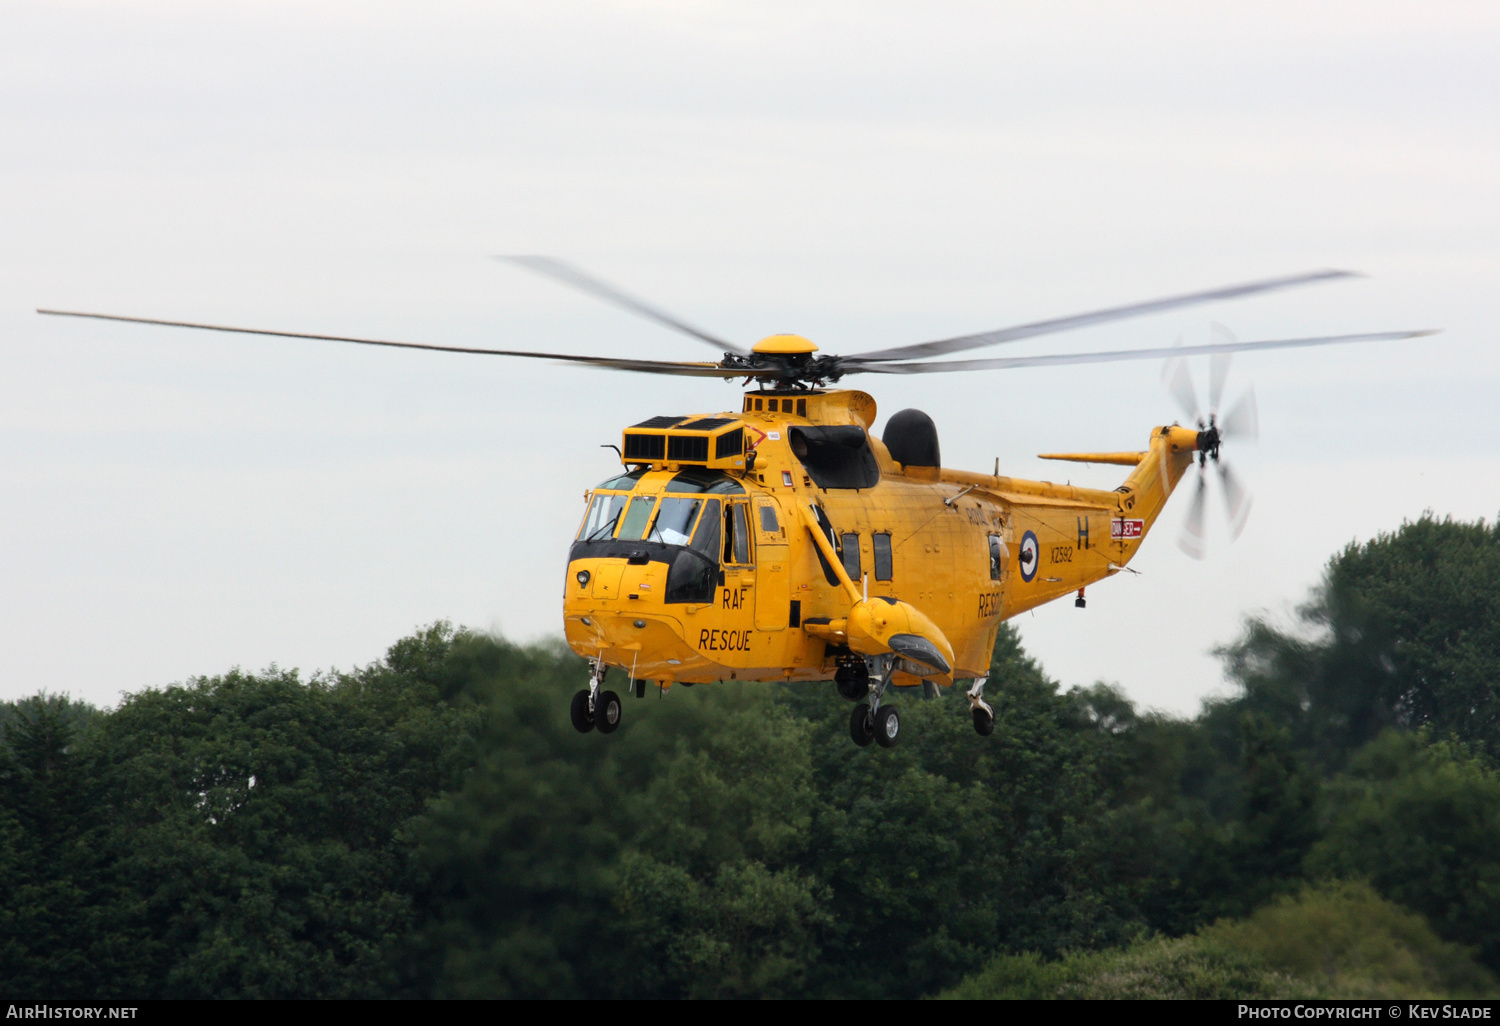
[
  {"xmin": 648, "ymin": 497, "xmax": 705, "ymax": 546},
  {"xmin": 690, "ymin": 499, "xmax": 722, "ymax": 559},
  {"xmin": 616, "ymin": 495, "xmax": 658, "ymax": 541},
  {"xmin": 723, "ymin": 502, "xmax": 752, "ymax": 564},
  {"xmin": 579, "ymin": 492, "xmax": 629, "ymax": 541}
]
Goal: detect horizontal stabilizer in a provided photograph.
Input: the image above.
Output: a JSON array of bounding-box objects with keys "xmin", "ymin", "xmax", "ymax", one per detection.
[{"xmin": 1037, "ymin": 451, "xmax": 1147, "ymax": 466}]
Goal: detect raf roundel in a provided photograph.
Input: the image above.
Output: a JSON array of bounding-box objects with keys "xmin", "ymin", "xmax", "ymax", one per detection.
[{"xmin": 1018, "ymin": 531, "xmax": 1040, "ymax": 583}]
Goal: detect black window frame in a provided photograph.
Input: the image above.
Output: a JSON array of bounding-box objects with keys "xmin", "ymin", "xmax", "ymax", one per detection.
[
  {"xmin": 724, "ymin": 502, "xmax": 752, "ymax": 565},
  {"xmin": 840, "ymin": 532, "xmax": 861, "ymax": 581},
  {"xmin": 872, "ymin": 532, "xmax": 893, "ymax": 581}
]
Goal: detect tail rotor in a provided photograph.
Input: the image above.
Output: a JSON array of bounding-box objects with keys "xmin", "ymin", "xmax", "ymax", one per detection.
[{"xmin": 1166, "ymin": 323, "xmax": 1259, "ymax": 558}]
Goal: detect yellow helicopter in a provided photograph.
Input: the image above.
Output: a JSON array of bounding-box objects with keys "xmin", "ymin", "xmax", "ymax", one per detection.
[{"xmin": 39, "ymin": 261, "xmax": 1434, "ymax": 747}]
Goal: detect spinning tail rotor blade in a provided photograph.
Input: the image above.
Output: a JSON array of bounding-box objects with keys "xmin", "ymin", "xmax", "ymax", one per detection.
[
  {"xmin": 1179, "ymin": 472, "xmax": 1209, "ymax": 560},
  {"xmin": 1217, "ymin": 459, "xmax": 1253, "ymax": 539},
  {"xmin": 497, "ymin": 255, "xmax": 746, "ymax": 355},
  {"xmin": 1208, "ymin": 323, "xmax": 1235, "ymax": 414},
  {"xmin": 1165, "ymin": 351, "xmax": 1202, "ymax": 425},
  {"xmin": 1219, "ymin": 387, "xmax": 1260, "ymax": 443}
]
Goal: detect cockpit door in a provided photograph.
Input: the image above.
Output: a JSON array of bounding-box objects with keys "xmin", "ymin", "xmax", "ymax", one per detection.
[
  {"xmin": 720, "ymin": 499, "xmax": 755, "ymax": 617},
  {"xmin": 753, "ymin": 499, "xmax": 790, "ymax": 631}
]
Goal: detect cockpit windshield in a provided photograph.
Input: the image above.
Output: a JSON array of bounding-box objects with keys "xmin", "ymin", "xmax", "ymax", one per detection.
[
  {"xmin": 647, "ymin": 497, "xmax": 705, "ymax": 546},
  {"xmin": 616, "ymin": 495, "xmax": 658, "ymax": 541},
  {"xmin": 577, "ymin": 468, "xmax": 744, "ymax": 549},
  {"xmin": 579, "ymin": 492, "xmax": 628, "ymax": 541}
]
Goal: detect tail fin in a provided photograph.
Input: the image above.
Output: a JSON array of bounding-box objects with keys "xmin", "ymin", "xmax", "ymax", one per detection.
[{"xmin": 1115, "ymin": 426, "xmax": 1201, "ymax": 559}]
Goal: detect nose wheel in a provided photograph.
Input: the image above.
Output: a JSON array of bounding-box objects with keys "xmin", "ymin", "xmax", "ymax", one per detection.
[{"xmin": 571, "ymin": 660, "xmax": 621, "ymax": 736}]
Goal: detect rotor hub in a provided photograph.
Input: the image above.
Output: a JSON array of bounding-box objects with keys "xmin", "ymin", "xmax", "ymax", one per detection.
[
  {"xmin": 1195, "ymin": 421, "xmax": 1222, "ymax": 464},
  {"xmin": 751, "ymin": 333, "xmax": 818, "ymax": 356}
]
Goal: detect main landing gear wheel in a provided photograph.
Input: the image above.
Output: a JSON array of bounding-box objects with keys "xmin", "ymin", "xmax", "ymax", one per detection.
[
  {"xmin": 595, "ymin": 690, "xmax": 622, "ymax": 734},
  {"xmin": 849, "ymin": 705, "xmax": 875, "ymax": 747},
  {"xmin": 570, "ymin": 690, "xmax": 594, "ymax": 734},
  {"xmin": 875, "ymin": 705, "xmax": 901, "ymax": 748},
  {"xmin": 972, "ymin": 707, "xmax": 995, "ymax": 737}
]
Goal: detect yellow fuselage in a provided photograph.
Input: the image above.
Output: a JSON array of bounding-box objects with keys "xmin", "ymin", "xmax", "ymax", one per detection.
[{"xmin": 563, "ymin": 389, "xmax": 1199, "ymax": 689}]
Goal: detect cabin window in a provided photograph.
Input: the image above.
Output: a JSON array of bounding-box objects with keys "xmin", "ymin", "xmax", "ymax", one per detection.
[
  {"xmin": 616, "ymin": 495, "xmax": 658, "ymax": 541},
  {"xmin": 873, "ymin": 532, "xmax": 893, "ymax": 581},
  {"xmin": 724, "ymin": 503, "xmax": 751, "ymax": 564},
  {"xmin": 579, "ymin": 492, "xmax": 629, "ymax": 541},
  {"xmin": 840, "ymin": 533, "xmax": 861, "ymax": 581},
  {"xmin": 759, "ymin": 506, "xmax": 780, "ymax": 533},
  {"xmin": 648, "ymin": 497, "xmax": 705, "ymax": 546},
  {"xmin": 988, "ymin": 534, "xmax": 1004, "ymax": 580}
]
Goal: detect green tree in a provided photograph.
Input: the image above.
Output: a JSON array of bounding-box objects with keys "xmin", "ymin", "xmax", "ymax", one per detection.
[
  {"xmin": 0, "ymin": 695, "xmax": 148, "ymax": 997},
  {"xmin": 407, "ymin": 636, "xmax": 829, "ymax": 999},
  {"xmin": 943, "ymin": 880, "xmax": 1495, "ymax": 1000},
  {"xmin": 84, "ymin": 623, "xmax": 478, "ymax": 998},
  {"xmin": 1309, "ymin": 730, "xmax": 1500, "ymax": 967},
  {"xmin": 1219, "ymin": 515, "xmax": 1500, "ymax": 766}
]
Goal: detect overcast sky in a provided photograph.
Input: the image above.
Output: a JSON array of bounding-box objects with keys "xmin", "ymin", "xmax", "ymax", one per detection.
[{"xmin": 3, "ymin": 1, "xmax": 1497, "ymax": 714}]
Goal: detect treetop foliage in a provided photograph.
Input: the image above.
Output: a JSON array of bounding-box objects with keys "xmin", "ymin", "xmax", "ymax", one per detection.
[{"xmin": 4, "ymin": 513, "xmax": 1500, "ymax": 998}]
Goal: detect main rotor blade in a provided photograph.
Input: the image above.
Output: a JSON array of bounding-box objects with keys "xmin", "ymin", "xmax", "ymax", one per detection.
[
  {"xmin": 498, "ymin": 255, "xmax": 746, "ymax": 355},
  {"xmin": 840, "ymin": 329, "xmax": 1437, "ymax": 375},
  {"xmin": 35, "ymin": 309, "xmax": 740, "ymax": 377},
  {"xmin": 843, "ymin": 269, "xmax": 1361, "ymax": 363}
]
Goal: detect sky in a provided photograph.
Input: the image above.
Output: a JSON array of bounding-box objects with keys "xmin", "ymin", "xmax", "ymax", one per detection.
[{"xmin": 2, "ymin": 1, "xmax": 1497, "ymax": 714}]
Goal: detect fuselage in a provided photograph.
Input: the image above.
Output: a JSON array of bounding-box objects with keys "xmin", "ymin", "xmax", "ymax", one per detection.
[{"xmin": 563, "ymin": 389, "xmax": 1198, "ymax": 689}]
